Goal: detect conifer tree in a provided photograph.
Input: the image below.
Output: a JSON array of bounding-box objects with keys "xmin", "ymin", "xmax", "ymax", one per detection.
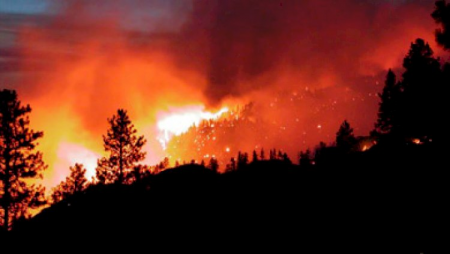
[
  {"xmin": 96, "ymin": 109, "xmax": 146, "ymax": 184},
  {"xmin": 0, "ymin": 90, "xmax": 47, "ymax": 231}
]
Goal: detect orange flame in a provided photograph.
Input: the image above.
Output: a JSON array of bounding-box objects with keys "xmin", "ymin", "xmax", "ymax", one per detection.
[{"xmin": 156, "ymin": 106, "xmax": 229, "ymax": 149}]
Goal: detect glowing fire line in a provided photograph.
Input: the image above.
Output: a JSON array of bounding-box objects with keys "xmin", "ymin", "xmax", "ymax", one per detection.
[{"xmin": 157, "ymin": 106, "xmax": 229, "ymax": 150}]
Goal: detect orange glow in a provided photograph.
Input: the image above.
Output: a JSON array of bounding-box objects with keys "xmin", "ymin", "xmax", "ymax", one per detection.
[
  {"xmin": 412, "ymin": 138, "xmax": 421, "ymax": 145},
  {"xmin": 156, "ymin": 106, "xmax": 229, "ymax": 149},
  {"xmin": 5, "ymin": 0, "xmax": 444, "ymax": 191},
  {"xmin": 55, "ymin": 142, "xmax": 100, "ymax": 181}
]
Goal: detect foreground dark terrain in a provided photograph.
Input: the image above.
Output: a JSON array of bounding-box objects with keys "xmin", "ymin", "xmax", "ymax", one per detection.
[{"xmin": 6, "ymin": 142, "xmax": 448, "ymax": 253}]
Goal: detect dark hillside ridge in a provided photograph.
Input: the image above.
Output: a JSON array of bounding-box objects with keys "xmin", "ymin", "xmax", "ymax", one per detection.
[{"xmin": 11, "ymin": 144, "xmax": 449, "ymax": 253}]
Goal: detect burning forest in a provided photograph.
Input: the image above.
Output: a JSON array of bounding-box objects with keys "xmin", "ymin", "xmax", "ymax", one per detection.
[
  {"xmin": 0, "ymin": 0, "xmax": 450, "ymax": 250},
  {"xmin": 0, "ymin": 0, "xmax": 446, "ymax": 187}
]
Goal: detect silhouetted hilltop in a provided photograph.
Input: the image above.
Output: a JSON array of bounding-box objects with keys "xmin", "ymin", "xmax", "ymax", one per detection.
[{"xmin": 11, "ymin": 145, "xmax": 449, "ymax": 252}]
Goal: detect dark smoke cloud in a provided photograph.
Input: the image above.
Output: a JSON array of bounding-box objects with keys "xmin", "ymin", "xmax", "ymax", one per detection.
[
  {"xmin": 1, "ymin": 0, "xmax": 440, "ymax": 100},
  {"xmin": 0, "ymin": 0, "xmax": 444, "ymax": 140},
  {"xmin": 173, "ymin": 0, "xmax": 440, "ymax": 103}
]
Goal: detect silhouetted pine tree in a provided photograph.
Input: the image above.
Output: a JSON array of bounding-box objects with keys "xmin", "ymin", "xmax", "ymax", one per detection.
[
  {"xmin": 260, "ymin": 148, "xmax": 266, "ymax": 160},
  {"xmin": 129, "ymin": 164, "xmax": 149, "ymax": 183},
  {"xmin": 269, "ymin": 149, "xmax": 275, "ymax": 160},
  {"xmin": 0, "ymin": 90, "xmax": 47, "ymax": 231},
  {"xmin": 282, "ymin": 153, "xmax": 291, "ymax": 164},
  {"xmin": 237, "ymin": 152, "xmax": 248, "ymax": 169},
  {"xmin": 278, "ymin": 150, "xmax": 283, "ymax": 160},
  {"xmin": 51, "ymin": 163, "xmax": 88, "ymax": 203},
  {"xmin": 336, "ymin": 120, "xmax": 356, "ymax": 152},
  {"xmin": 252, "ymin": 150, "xmax": 258, "ymax": 163},
  {"xmin": 398, "ymin": 38, "xmax": 442, "ymax": 141},
  {"xmin": 96, "ymin": 109, "xmax": 146, "ymax": 185},
  {"xmin": 70, "ymin": 164, "xmax": 88, "ymax": 193},
  {"xmin": 208, "ymin": 157, "xmax": 219, "ymax": 172},
  {"xmin": 374, "ymin": 69, "xmax": 400, "ymax": 136},
  {"xmin": 163, "ymin": 157, "xmax": 170, "ymax": 168},
  {"xmin": 227, "ymin": 157, "xmax": 236, "ymax": 172}
]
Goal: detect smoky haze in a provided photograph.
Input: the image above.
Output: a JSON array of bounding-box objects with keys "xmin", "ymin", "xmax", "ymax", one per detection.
[
  {"xmin": 0, "ymin": 0, "xmax": 444, "ymax": 186},
  {"xmin": 176, "ymin": 0, "xmax": 440, "ymax": 102}
]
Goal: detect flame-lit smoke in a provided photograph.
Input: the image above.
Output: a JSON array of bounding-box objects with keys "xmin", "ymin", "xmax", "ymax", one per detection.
[
  {"xmin": 55, "ymin": 142, "xmax": 100, "ymax": 182},
  {"xmin": 0, "ymin": 0, "xmax": 445, "ymax": 188}
]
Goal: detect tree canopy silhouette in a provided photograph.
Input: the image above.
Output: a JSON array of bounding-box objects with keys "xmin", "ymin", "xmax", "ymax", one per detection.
[
  {"xmin": 298, "ymin": 149, "xmax": 312, "ymax": 168},
  {"xmin": 432, "ymin": 0, "xmax": 450, "ymax": 50},
  {"xmin": 0, "ymin": 89, "xmax": 47, "ymax": 232},
  {"xmin": 374, "ymin": 69, "xmax": 400, "ymax": 137},
  {"xmin": 208, "ymin": 157, "xmax": 219, "ymax": 172},
  {"xmin": 51, "ymin": 163, "xmax": 88, "ymax": 203},
  {"xmin": 398, "ymin": 38, "xmax": 442, "ymax": 141},
  {"xmin": 336, "ymin": 120, "xmax": 356, "ymax": 152},
  {"xmin": 96, "ymin": 109, "xmax": 146, "ymax": 185},
  {"xmin": 373, "ymin": 39, "xmax": 445, "ymax": 144}
]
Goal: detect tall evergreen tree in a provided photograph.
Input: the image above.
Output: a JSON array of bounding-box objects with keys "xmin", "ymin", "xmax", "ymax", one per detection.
[
  {"xmin": 398, "ymin": 38, "xmax": 442, "ymax": 140},
  {"xmin": 374, "ymin": 69, "xmax": 400, "ymax": 136},
  {"xmin": 432, "ymin": 0, "xmax": 450, "ymax": 50},
  {"xmin": 70, "ymin": 163, "xmax": 88, "ymax": 193},
  {"xmin": 96, "ymin": 109, "xmax": 146, "ymax": 184},
  {"xmin": 0, "ymin": 90, "xmax": 47, "ymax": 231},
  {"xmin": 252, "ymin": 150, "xmax": 258, "ymax": 163},
  {"xmin": 260, "ymin": 148, "xmax": 265, "ymax": 160}
]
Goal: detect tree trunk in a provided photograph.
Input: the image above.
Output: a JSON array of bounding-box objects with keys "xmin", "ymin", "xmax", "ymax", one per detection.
[
  {"xmin": 3, "ymin": 157, "xmax": 10, "ymax": 232},
  {"xmin": 3, "ymin": 184, "xmax": 9, "ymax": 232},
  {"xmin": 119, "ymin": 145, "xmax": 123, "ymax": 184}
]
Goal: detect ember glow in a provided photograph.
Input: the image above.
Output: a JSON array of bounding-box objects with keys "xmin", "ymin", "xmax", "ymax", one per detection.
[{"xmin": 0, "ymin": 0, "xmax": 445, "ymax": 189}]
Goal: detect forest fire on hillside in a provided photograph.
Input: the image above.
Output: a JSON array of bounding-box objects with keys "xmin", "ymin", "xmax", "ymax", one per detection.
[
  {"xmin": 0, "ymin": 0, "xmax": 443, "ymax": 189},
  {"xmin": 156, "ymin": 106, "xmax": 229, "ymax": 150}
]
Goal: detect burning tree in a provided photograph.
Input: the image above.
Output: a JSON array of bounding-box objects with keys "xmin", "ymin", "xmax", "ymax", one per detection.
[
  {"xmin": 0, "ymin": 89, "xmax": 47, "ymax": 232},
  {"xmin": 96, "ymin": 109, "xmax": 146, "ymax": 184}
]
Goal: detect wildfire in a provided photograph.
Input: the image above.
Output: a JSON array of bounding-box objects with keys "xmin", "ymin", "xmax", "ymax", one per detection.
[{"xmin": 156, "ymin": 106, "xmax": 229, "ymax": 149}]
